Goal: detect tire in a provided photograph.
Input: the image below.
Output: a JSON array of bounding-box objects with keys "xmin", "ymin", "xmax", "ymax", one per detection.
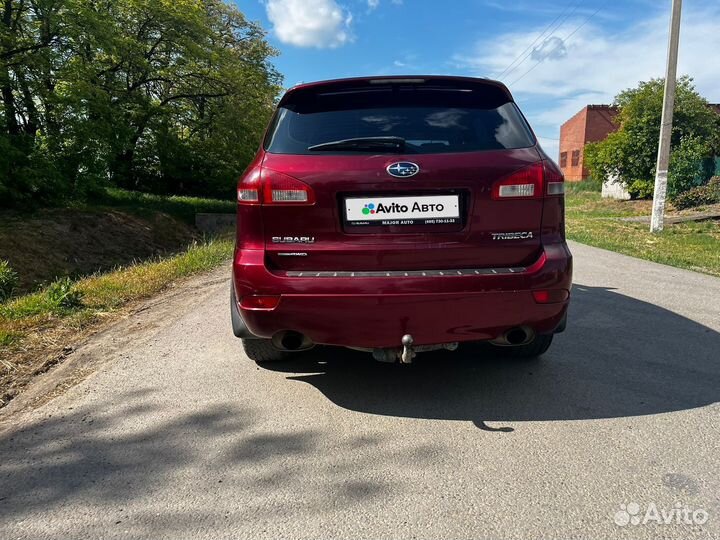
[
  {"xmin": 500, "ymin": 334, "xmax": 554, "ymax": 359},
  {"xmin": 242, "ymin": 338, "xmax": 288, "ymax": 363}
]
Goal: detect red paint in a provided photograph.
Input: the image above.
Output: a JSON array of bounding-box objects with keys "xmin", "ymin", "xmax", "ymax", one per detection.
[{"xmin": 232, "ymin": 76, "xmax": 572, "ymax": 349}]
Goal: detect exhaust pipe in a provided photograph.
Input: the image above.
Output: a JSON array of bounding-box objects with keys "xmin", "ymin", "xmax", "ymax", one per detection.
[
  {"xmin": 490, "ymin": 326, "xmax": 534, "ymax": 346},
  {"xmin": 271, "ymin": 331, "xmax": 314, "ymax": 351},
  {"xmin": 505, "ymin": 327, "xmax": 529, "ymax": 345}
]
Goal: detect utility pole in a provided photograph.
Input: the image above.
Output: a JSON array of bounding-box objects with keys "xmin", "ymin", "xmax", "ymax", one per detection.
[{"xmin": 650, "ymin": 0, "xmax": 682, "ymax": 233}]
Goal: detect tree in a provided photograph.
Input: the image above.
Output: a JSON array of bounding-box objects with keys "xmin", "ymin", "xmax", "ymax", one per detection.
[
  {"xmin": 0, "ymin": 0, "xmax": 281, "ymax": 206},
  {"xmin": 0, "ymin": 0, "xmax": 68, "ymax": 203},
  {"xmin": 584, "ymin": 77, "xmax": 720, "ymax": 199}
]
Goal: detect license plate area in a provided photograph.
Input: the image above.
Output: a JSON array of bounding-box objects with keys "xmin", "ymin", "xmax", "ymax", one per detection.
[{"xmin": 343, "ymin": 192, "xmax": 464, "ymax": 231}]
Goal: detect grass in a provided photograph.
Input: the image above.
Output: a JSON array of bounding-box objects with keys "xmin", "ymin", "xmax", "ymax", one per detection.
[
  {"xmin": 566, "ymin": 190, "xmax": 720, "ymax": 277},
  {"xmin": 0, "ymin": 188, "xmax": 236, "ymax": 295},
  {"xmin": 1, "ymin": 237, "xmax": 232, "ymax": 324},
  {"xmin": 90, "ymin": 188, "xmax": 236, "ymax": 225},
  {"xmin": 0, "ymin": 237, "xmax": 233, "ymax": 406},
  {"xmin": 564, "ymin": 177, "xmax": 603, "ymax": 194}
]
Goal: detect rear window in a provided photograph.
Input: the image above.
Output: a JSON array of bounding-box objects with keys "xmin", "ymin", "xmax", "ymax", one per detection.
[{"xmin": 264, "ymin": 84, "xmax": 536, "ymax": 155}]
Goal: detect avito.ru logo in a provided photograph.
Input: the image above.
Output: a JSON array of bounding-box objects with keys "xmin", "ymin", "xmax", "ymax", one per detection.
[
  {"xmin": 614, "ymin": 502, "xmax": 709, "ymax": 527},
  {"xmin": 362, "ymin": 201, "xmax": 445, "ymax": 215}
]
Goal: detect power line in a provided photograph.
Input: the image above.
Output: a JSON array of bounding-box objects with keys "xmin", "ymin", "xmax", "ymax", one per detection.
[
  {"xmin": 536, "ymin": 135, "xmax": 588, "ymax": 145},
  {"xmin": 507, "ymin": 2, "xmax": 608, "ymax": 87},
  {"xmin": 499, "ymin": 0, "xmax": 588, "ymax": 81}
]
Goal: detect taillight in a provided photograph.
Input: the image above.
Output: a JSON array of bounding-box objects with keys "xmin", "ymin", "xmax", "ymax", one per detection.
[
  {"xmin": 237, "ymin": 168, "xmax": 262, "ymax": 205},
  {"xmin": 544, "ymin": 162, "xmax": 565, "ymax": 196},
  {"xmin": 237, "ymin": 189, "xmax": 260, "ymax": 202},
  {"xmin": 492, "ymin": 162, "xmax": 565, "ymax": 199},
  {"xmin": 262, "ymin": 169, "xmax": 315, "ymax": 205},
  {"xmin": 492, "ymin": 162, "xmax": 544, "ymax": 200},
  {"xmin": 237, "ymin": 168, "xmax": 315, "ymax": 206}
]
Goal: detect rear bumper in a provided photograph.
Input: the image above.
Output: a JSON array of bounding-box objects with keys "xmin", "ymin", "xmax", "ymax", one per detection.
[{"xmin": 232, "ymin": 243, "xmax": 572, "ymax": 349}]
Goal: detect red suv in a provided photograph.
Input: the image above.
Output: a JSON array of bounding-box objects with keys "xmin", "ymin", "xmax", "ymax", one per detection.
[{"xmin": 231, "ymin": 76, "xmax": 572, "ymax": 363}]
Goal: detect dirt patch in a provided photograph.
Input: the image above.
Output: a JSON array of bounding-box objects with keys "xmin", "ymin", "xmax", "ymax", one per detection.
[
  {"xmin": 673, "ymin": 202, "xmax": 720, "ymax": 216},
  {"xmin": 0, "ymin": 208, "xmax": 198, "ymax": 293},
  {"xmin": 0, "ymin": 238, "xmax": 232, "ymax": 409},
  {"xmin": 625, "ymin": 199, "xmax": 654, "ymax": 213},
  {"xmin": 617, "ymin": 203, "xmax": 720, "ymax": 224},
  {"xmin": 0, "ymin": 267, "xmax": 228, "ymax": 426}
]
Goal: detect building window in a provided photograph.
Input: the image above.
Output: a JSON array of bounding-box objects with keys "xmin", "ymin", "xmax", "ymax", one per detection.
[
  {"xmin": 571, "ymin": 149, "xmax": 580, "ymax": 167},
  {"xmin": 559, "ymin": 152, "xmax": 567, "ymax": 168}
]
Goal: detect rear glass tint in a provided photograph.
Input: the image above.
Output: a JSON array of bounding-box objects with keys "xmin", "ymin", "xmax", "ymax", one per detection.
[{"xmin": 265, "ymin": 85, "xmax": 536, "ymax": 155}]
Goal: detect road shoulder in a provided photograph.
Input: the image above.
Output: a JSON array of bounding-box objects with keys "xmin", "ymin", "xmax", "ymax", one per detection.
[{"xmin": 0, "ymin": 266, "xmax": 230, "ymax": 432}]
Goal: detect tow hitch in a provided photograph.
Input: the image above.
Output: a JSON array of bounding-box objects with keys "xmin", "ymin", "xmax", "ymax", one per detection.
[
  {"xmin": 371, "ymin": 334, "xmax": 459, "ymax": 364},
  {"xmin": 401, "ymin": 334, "xmax": 414, "ymax": 364}
]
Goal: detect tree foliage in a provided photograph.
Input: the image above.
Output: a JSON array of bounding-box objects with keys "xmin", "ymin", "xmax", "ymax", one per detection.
[
  {"xmin": 667, "ymin": 135, "xmax": 714, "ymax": 199},
  {"xmin": 584, "ymin": 77, "xmax": 720, "ymax": 199},
  {"xmin": 0, "ymin": 0, "xmax": 281, "ymax": 206}
]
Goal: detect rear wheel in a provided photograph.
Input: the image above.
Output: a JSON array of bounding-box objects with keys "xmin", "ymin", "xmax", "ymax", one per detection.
[
  {"xmin": 497, "ymin": 334, "xmax": 554, "ymax": 359},
  {"xmin": 242, "ymin": 338, "xmax": 288, "ymax": 363}
]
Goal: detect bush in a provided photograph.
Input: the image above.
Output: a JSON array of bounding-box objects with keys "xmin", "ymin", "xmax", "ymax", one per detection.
[
  {"xmin": 668, "ymin": 136, "xmax": 714, "ymax": 198},
  {"xmin": 46, "ymin": 277, "xmax": 84, "ymax": 311},
  {"xmin": 627, "ymin": 179, "xmax": 655, "ymax": 200},
  {"xmin": 672, "ymin": 177, "xmax": 720, "ymax": 210},
  {"xmin": 0, "ymin": 260, "xmax": 19, "ymax": 302}
]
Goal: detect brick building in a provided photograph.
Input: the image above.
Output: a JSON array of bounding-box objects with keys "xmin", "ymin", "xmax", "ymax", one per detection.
[
  {"xmin": 558, "ymin": 105, "xmax": 619, "ymax": 181},
  {"xmin": 559, "ymin": 103, "xmax": 720, "ymax": 182}
]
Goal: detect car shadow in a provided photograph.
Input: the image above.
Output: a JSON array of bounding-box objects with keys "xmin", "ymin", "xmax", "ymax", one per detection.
[{"xmin": 260, "ymin": 284, "xmax": 720, "ymax": 424}]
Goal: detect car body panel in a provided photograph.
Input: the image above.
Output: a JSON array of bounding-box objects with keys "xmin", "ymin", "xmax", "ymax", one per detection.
[
  {"xmin": 261, "ymin": 148, "xmax": 546, "ymax": 272},
  {"xmin": 232, "ymin": 75, "xmax": 572, "ymax": 350}
]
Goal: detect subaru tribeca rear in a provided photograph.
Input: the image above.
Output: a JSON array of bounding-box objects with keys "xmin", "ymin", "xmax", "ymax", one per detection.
[{"xmin": 231, "ymin": 76, "xmax": 572, "ymax": 363}]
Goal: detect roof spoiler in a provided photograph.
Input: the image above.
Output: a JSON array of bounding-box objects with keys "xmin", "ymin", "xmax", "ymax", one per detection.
[{"xmin": 278, "ymin": 75, "xmax": 513, "ymax": 108}]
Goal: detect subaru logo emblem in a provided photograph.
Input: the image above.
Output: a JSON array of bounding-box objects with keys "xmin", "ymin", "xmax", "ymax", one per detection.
[{"xmin": 387, "ymin": 162, "xmax": 419, "ymax": 178}]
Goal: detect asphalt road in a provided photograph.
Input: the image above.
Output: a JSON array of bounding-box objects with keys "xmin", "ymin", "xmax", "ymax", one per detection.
[{"xmin": 1, "ymin": 241, "xmax": 719, "ymax": 540}]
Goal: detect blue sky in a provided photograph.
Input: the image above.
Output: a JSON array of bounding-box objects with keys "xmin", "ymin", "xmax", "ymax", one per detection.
[{"xmin": 238, "ymin": 0, "xmax": 720, "ymax": 158}]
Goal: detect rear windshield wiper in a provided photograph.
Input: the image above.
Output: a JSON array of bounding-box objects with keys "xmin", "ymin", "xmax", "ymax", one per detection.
[{"xmin": 307, "ymin": 136, "xmax": 407, "ymax": 152}]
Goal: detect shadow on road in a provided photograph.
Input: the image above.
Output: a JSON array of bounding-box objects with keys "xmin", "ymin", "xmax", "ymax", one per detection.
[
  {"xmin": 0, "ymin": 389, "xmax": 420, "ymax": 531},
  {"xmin": 0, "ymin": 391, "xmax": 355, "ymax": 529},
  {"xmin": 261, "ymin": 284, "xmax": 720, "ymax": 423}
]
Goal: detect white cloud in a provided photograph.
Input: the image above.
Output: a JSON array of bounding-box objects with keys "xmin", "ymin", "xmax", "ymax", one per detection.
[
  {"xmin": 453, "ymin": 5, "xmax": 720, "ymax": 156},
  {"xmin": 367, "ymin": 0, "xmax": 402, "ymax": 10},
  {"xmin": 265, "ymin": 0, "xmax": 353, "ymax": 48}
]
